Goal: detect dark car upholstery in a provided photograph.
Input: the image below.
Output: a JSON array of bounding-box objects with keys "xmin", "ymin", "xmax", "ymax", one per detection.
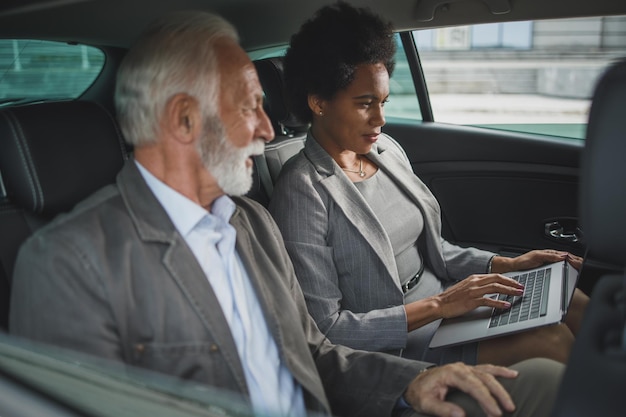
[
  {"xmin": 579, "ymin": 60, "xmax": 626, "ymax": 266},
  {"xmin": 552, "ymin": 59, "xmax": 626, "ymax": 417},
  {"xmin": 252, "ymin": 57, "xmax": 307, "ymax": 200},
  {"xmin": 0, "ymin": 101, "xmax": 129, "ymax": 330}
]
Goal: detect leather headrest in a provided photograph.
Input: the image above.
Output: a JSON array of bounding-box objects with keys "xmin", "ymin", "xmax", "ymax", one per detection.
[
  {"xmin": 580, "ymin": 59, "xmax": 626, "ymax": 265},
  {"xmin": 254, "ymin": 57, "xmax": 308, "ymax": 134},
  {"xmin": 0, "ymin": 101, "xmax": 128, "ymax": 218}
]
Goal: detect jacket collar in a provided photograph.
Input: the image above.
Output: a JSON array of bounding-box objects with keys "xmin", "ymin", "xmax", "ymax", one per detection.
[
  {"xmin": 303, "ymin": 132, "xmax": 446, "ymax": 285},
  {"xmin": 116, "ymin": 160, "xmax": 244, "ymax": 242},
  {"xmin": 303, "ymin": 134, "xmax": 402, "ymax": 287}
]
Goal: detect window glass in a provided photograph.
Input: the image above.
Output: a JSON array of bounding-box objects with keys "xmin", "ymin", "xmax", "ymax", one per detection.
[
  {"xmin": 411, "ymin": 16, "xmax": 626, "ymax": 139},
  {"xmin": 385, "ymin": 34, "xmax": 422, "ymax": 120},
  {"xmin": 0, "ymin": 40, "xmax": 104, "ymax": 106},
  {"xmin": 247, "ymin": 45, "xmax": 287, "ymax": 61}
]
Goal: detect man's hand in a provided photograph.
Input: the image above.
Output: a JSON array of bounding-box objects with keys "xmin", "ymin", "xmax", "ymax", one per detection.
[{"xmin": 404, "ymin": 362, "xmax": 518, "ymax": 417}]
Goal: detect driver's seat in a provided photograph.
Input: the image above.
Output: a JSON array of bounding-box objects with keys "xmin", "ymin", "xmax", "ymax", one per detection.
[{"xmin": 552, "ymin": 59, "xmax": 626, "ymax": 417}]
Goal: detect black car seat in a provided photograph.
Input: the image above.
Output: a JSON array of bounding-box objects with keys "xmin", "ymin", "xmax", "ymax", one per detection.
[
  {"xmin": 552, "ymin": 59, "xmax": 626, "ymax": 417},
  {"xmin": 251, "ymin": 57, "xmax": 308, "ymax": 201},
  {"xmin": 0, "ymin": 101, "xmax": 129, "ymax": 330}
]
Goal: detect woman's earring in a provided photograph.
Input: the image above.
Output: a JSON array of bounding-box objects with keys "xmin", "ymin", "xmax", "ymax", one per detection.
[{"xmin": 319, "ymin": 111, "xmax": 323, "ymax": 116}]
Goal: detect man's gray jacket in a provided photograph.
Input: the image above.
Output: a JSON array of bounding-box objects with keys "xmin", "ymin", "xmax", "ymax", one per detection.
[{"xmin": 9, "ymin": 160, "xmax": 426, "ymax": 417}]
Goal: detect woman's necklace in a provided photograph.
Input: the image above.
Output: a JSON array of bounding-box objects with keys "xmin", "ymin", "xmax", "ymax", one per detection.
[{"xmin": 341, "ymin": 157, "xmax": 366, "ymax": 178}]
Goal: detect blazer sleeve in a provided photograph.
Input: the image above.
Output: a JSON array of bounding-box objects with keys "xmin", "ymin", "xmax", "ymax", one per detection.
[
  {"xmin": 269, "ymin": 161, "xmax": 408, "ymax": 354},
  {"xmin": 10, "ymin": 229, "xmax": 122, "ymax": 361},
  {"xmin": 440, "ymin": 238, "xmax": 496, "ymax": 280}
]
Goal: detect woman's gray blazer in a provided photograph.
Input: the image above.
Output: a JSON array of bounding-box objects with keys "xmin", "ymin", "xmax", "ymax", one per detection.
[{"xmin": 269, "ymin": 133, "xmax": 495, "ymax": 360}]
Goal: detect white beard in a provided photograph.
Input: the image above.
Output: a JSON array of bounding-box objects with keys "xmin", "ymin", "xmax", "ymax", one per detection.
[{"xmin": 197, "ymin": 115, "xmax": 265, "ymax": 196}]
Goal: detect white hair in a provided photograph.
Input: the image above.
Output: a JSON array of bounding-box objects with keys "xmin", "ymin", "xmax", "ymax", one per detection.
[{"xmin": 114, "ymin": 11, "xmax": 239, "ymax": 146}]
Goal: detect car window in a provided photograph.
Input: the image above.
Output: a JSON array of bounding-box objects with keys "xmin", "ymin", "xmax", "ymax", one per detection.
[
  {"xmin": 385, "ymin": 35, "xmax": 423, "ymax": 120},
  {"xmin": 247, "ymin": 46, "xmax": 287, "ymax": 61},
  {"xmin": 0, "ymin": 40, "xmax": 104, "ymax": 107},
  {"xmin": 403, "ymin": 15, "xmax": 626, "ymax": 140}
]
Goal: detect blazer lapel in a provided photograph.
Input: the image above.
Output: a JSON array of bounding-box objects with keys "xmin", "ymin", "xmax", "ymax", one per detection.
[
  {"xmin": 230, "ymin": 208, "xmax": 282, "ymax": 334},
  {"xmin": 304, "ymin": 136, "xmax": 402, "ymax": 288},
  {"xmin": 229, "ymin": 203, "xmax": 332, "ymax": 413},
  {"xmin": 116, "ymin": 160, "xmax": 249, "ymax": 394},
  {"xmin": 366, "ymin": 138, "xmax": 441, "ymax": 216},
  {"xmin": 366, "ymin": 137, "xmax": 448, "ymax": 276},
  {"xmin": 160, "ymin": 243, "xmax": 249, "ymax": 394}
]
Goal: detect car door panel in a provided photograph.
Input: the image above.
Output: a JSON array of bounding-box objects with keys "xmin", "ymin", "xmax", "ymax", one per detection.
[{"xmin": 383, "ymin": 121, "xmax": 584, "ymax": 258}]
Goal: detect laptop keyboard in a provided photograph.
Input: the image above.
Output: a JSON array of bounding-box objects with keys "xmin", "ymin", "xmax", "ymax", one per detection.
[{"xmin": 489, "ymin": 267, "xmax": 551, "ymax": 328}]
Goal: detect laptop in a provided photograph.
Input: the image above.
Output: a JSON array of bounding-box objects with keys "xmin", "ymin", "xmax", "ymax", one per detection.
[{"xmin": 429, "ymin": 260, "xmax": 579, "ymax": 349}]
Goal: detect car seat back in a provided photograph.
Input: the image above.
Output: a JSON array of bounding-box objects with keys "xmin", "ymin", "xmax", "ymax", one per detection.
[
  {"xmin": 0, "ymin": 101, "xmax": 128, "ymax": 330},
  {"xmin": 552, "ymin": 59, "xmax": 626, "ymax": 417},
  {"xmin": 250, "ymin": 57, "xmax": 308, "ymax": 202}
]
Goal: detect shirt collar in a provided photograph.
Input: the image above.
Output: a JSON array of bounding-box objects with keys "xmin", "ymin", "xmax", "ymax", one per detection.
[{"xmin": 134, "ymin": 160, "xmax": 235, "ymax": 236}]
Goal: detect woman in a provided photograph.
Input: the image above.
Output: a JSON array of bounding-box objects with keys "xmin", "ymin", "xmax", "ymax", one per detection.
[{"xmin": 268, "ymin": 2, "xmax": 587, "ymax": 366}]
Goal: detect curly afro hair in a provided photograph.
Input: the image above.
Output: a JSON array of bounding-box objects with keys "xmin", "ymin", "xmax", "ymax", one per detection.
[{"xmin": 284, "ymin": 1, "xmax": 396, "ymax": 124}]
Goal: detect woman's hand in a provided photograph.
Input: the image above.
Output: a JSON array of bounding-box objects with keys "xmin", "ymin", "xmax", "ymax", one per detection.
[
  {"xmin": 405, "ymin": 250, "xmax": 583, "ymax": 329},
  {"xmin": 490, "ymin": 249, "xmax": 583, "ymax": 273},
  {"xmin": 565, "ymin": 253, "xmax": 583, "ymax": 270},
  {"xmin": 431, "ymin": 274, "xmax": 524, "ymax": 319}
]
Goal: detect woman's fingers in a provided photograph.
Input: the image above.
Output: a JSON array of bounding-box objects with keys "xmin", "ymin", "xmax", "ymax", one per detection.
[
  {"xmin": 462, "ymin": 274, "xmax": 522, "ymax": 290},
  {"xmin": 566, "ymin": 253, "xmax": 583, "ymax": 270},
  {"xmin": 463, "ymin": 274, "xmax": 524, "ymax": 298},
  {"xmin": 508, "ymin": 249, "xmax": 568, "ymax": 272},
  {"xmin": 438, "ymin": 274, "xmax": 525, "ymax": 317},
  {"xmin": 481, "ymin": 295, "xmax": 513, "ymax": 310}
]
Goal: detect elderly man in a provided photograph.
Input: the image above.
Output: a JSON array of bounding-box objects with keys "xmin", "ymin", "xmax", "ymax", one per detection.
[{"xmin": 10, "ymin": 10, "xmax": 563, "ymax": 417}]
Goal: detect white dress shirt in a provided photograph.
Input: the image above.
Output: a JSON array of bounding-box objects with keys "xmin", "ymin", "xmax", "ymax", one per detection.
[{"xmin": 135, "ymin": 161, "xmax": 305, "ymax": 417}]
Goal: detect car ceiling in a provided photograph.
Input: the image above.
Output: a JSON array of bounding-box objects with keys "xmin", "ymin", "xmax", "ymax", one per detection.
[{"xmin": 1, "ymin": 0, "xmax": 626, "ymax": 51}]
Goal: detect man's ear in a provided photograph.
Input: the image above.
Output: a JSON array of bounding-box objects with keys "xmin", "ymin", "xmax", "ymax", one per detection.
[
  {"xmin": 164, "ymin": 93, "xmax": 200, "ymax": 144},
  {"xmin": 308, "ymin": 94, "xmax": 325, "ymax": 117}
]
